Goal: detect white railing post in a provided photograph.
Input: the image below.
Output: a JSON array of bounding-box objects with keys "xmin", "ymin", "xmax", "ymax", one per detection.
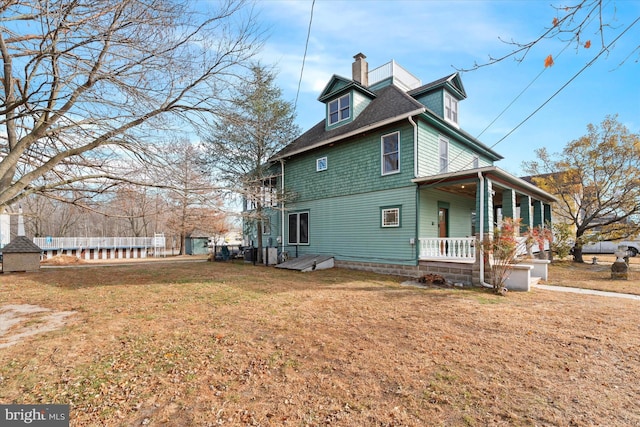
[{"xmin": 418, "ymin": 237, "xmax": 476, "ymax": 262}]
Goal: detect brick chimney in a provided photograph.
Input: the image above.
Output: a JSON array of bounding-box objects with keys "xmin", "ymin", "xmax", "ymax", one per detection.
[{"xmin": 352, "ymin": 53, "xmax": 368, "ymax": 87}]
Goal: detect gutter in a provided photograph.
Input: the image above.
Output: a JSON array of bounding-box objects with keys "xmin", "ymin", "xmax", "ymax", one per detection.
[
  {"xmin": 280, "ymin": 158, "xmax": 285, "ymax": 256},
  {"xmin": 408, "ymin": 115, "xmax": 418, "ymax": 177},
  {"xmin": 272, "ymin": 108, "xmax": 426, "ymax": 161}
]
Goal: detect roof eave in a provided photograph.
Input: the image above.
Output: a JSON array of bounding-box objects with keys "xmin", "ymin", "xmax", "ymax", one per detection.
[
  {"xmin": 412, "ymin": 166, "xmax": 558, "ymax": 203},
  {"xmin": 272, "ymin": 107, "xmax": 426, "ymax": 161}
]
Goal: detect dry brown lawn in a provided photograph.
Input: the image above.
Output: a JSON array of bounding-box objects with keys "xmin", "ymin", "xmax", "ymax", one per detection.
[
  {"xmin": 548, "ymin": 254, "xmax": 640, "ymax": 295},
  {"xmin": 1, "ymin": 258, "xmax": 639, "ymax": 426}
]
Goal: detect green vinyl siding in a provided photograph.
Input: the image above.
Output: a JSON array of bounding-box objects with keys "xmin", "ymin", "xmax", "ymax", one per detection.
[
  {"xmin": 418, "ymin": 188, "xmax": 476, "ymax": 239},
  {"xmin": 416, "ymin": 120, "xmax": 493, "ymax": 177},
  {"xmin": 353, "ymin": 91, "xmax": 372, "ymax": 119},
  {"xmin": 284, "ymin": 186, "xmax": 417, "ymax": 265},
  {"xmin": 414, "ymin": 91, "xmax": 443, "ymax": 117},
  {"xmin": 284, "ymin": 122, "xmax": 415, "ymax": 202}
]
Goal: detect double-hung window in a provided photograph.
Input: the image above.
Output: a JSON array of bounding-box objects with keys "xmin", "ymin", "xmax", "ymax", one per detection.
[
  {"xmin": 288, "ymin": 212, "xmax": 309, "ymax": 245},
  {"xmin": 381, "ymin": 132, "xmax": 400, "ymax": 175},
  {"xmin": 444, "ymin": 92, "xmax": 458, "ymax": 124},
  {"xmin": 439, "ymin": 137, "xmax": 449, "ymax": 173},
  {"xmin": 328, "ymin": 94, "xmax": 350, "ymax": 125}
]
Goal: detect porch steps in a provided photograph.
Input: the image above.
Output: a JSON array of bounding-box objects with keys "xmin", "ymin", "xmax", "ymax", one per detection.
[
  {"xmin": 275, "ymin": 254, "xmax": 334, "ymax": 272},
  {"xmin": 530, "ymin": 276, "xmax": 542, "ymax": 286}
]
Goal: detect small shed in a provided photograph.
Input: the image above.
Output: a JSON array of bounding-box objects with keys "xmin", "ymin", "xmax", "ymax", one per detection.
[
  {"xmin": 2, "ymin": 236, "xmax": 42, "ymax": 273},
  {"xmin": 185, "ymin": 236, "xmax": 209, "ymax": 255}
]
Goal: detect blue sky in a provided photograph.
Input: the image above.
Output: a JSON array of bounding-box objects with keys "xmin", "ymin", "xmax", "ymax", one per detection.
[{"xmin": 254, "ymin": 0, "xmax": 640, "ymax": 176}]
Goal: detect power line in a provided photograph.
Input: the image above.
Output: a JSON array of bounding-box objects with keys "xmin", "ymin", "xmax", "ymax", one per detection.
[
  {"xmin": 429, "ymin": 13, "xmax": 638, "ymax": 190},
  {"xmin": 488, "ymin": 15, "xmax": 640, "ymax": 151},
  {"xmin": 295, "ymin": 0, "xmax": 315, "ymax": 109},
  {"xmin": 474, "ymin": 39, "xmax": 574, "ymax": 141}
]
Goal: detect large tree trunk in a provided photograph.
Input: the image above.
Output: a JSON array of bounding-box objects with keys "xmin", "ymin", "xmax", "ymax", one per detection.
[
  {"xmin": 572, "ymin": 243, "xmax": 584, "ymax": 263},
  {"xmin": 256, "ymin": 217, "xmax": 263, "ymax": 264}
]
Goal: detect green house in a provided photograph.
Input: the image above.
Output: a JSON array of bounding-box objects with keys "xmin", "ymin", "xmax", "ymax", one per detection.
[{"xmin": 248, "ymin": 53, "xmax": 556, "ymax": 285}]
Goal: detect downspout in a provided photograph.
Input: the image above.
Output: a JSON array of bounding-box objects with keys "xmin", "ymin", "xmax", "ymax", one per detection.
[
  {"xmin": 478, "ymin": 171, "xmax": 492, "ymax": 288},
  {"xmin": 408, "ymin": 116, "xmax": 418, "ymax": 178},
  {"xmin": 409, "ymin": 116, "xmax": 419, "ymax": 266},
  {"xmin": 280, "ymin": 159, "xmax": 286, "ymax": 257}
]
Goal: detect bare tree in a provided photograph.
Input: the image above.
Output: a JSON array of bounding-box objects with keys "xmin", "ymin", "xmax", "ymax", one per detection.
[
  {"xmin": 459, "ymin": 0, "xmax": 639, "ymax": 71},
  {"xmin": 0, "ymin": 0, "xmax": 261, "ymax": 213},
  {"xmin": 109, "ymin": 186, "xmax": 158, "ymax": 237},
  {"xmin": 158, "ymin": 139, "xmax": 224, "ymax": 255}
]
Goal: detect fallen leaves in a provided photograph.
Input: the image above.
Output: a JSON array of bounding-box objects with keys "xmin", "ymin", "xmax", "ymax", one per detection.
[{"xmin": 0, "ymin": 260, "xmax": 639, "ymax": 426}]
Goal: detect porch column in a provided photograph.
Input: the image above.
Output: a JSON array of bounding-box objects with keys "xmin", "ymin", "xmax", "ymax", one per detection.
[
  {"xmin": 502, "ymin": 189, "xmax": 517, "ymax": 220},
  {"xmin": 520, "ymin": 195, "xmax": 532, "ymax": 232},
  {"xmin": 544, "ymin": 203, "xmax": 552, "ymax": 227},
  {"xmin": 532, "ymin": 199, "xmax": 544, "ymax": 227}
]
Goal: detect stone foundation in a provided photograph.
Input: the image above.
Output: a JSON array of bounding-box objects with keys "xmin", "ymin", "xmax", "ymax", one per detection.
[
  {"xmin": 333, "ymin": 260, "xmax": 421, "ymax": 278},
  {"xmin": 334, "ymin": 259, "xmax": 475, "ymax": 286},
  {"xmin": 418, "ymin": 261, "xmax": 475, "ymax": 286}
]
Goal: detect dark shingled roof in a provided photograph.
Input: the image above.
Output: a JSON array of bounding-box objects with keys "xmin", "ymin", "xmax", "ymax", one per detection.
[
  {"xmin": 273, "ymin": 85, "xmax": 425, "ymax": 160},
  {"xmin": 2, "ymin": 236, "xmax": 42, "ymax": 253},
  {"xmin": 408, "ymin": 72, "xmax": 466, "ymax": 99}
]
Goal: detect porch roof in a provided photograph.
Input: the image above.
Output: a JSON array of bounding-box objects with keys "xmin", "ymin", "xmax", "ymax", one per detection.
[{"xmin": 412, "ymin": 166, "xmax": 558, "ymax": 204}]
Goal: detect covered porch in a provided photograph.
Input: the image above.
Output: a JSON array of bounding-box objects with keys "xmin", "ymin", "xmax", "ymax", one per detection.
[{"xmin": 413, "ymin": 166, "xmax": 556, "ymax": 269}]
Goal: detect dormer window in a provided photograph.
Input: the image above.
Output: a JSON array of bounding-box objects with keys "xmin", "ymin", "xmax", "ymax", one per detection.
[
  {"xmin": 444, "ymin": 92, "xmax": 458, "ymax": 124},
  {"xmin": 328, "ymin": 93, "xmax": 350, "ymax": 125}
]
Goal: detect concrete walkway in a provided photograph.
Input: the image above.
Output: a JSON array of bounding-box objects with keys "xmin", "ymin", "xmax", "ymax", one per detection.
[{"xmin": 533, "ymin": 284, "xmax": 640, "ymax": 301}]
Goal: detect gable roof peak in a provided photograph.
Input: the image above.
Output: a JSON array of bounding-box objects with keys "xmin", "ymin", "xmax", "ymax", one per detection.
[
  {"xmin": 317, "ymin": 74, "xmax": 376, "ymax": 102},
  {"xmin": 408, "ymin": 71, "xmax": 467, "ymax": 99}
]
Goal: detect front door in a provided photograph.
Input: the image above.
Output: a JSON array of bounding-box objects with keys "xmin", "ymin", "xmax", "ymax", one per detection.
[
  {"xmin": 438, "ymin": 207, "xmax": 448, "ymax": 255},
  {"xmin": 438, "ymin": 207, "xmax": 448, "ymax": 238}
]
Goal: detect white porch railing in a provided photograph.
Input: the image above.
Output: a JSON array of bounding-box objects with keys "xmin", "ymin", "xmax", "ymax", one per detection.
[
  {"xmin": 33, "ymin": 236, "xmax": 162, "ymax": 250},
  {"xmin": 419, "ymin": 237, "xmax": 476, "ymax": 263}
]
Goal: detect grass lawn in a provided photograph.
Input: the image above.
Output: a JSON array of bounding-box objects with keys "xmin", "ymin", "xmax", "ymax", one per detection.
[
  {"xmin": 547, "ymin": 254, "xmax": 640, "ymax": 295},
  {"xmin": 1, "ymin": 258, "xmax": 639, "ymax": 426}
]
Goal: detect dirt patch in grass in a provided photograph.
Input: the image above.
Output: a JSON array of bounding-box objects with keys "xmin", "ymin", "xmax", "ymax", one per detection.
[
  {"xmin": 0, "ymin": 304, "xmax": 76, "ymax": 349},
  {"xmin": 40, "ymin": 255, "xmax": 86, "ymax": 266},
  {"xmin": 1, "ymin": 260, "xmax": 639, "ymax": 426}
]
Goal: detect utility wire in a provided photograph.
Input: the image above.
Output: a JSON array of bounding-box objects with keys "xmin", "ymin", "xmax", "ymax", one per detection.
[
  {"xmin": 428, "ymin": 12, "xmax": 638, "ymax": 190},
  {"xmin": 474, "ymin": 39, "xmax": 573, "ymax": 140},
  {"xmin": 295, "ymin": 0, "xmax": 315, "ymax": 109},
  {"xmin": 488, "ymin": 15, "xmax": 640, "ymax": 151}
]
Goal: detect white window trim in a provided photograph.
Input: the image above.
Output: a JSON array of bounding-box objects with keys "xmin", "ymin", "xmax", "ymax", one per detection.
[
  {"xmin": 444, "ymin": 92, "xmax": 459, "ymax": 126},
  {"xmin": 328, "ymin": 94, "xmax": 350, "ymax": 126},
  {"xmin": 287, "ymin": 211, "xmax": 310, "ymax": 245},
  {"xmin": 439, "ymin": 136, "xmax": 449, "ymax": 173},
  {"xmin": 381, "ymin": 131, "xmax": 400, "ymax": 176},
  {"xmin": 381, "ymin": 207, "xmax": 400, "ymax": 228},
  {"xmin": 316, "ymin": 156, "xmax": 327, "ymax": 172}
]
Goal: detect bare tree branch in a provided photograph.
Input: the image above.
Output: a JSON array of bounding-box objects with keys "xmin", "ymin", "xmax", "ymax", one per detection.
[{"xmin": 0, "ymin": 0, "xmax": 262, "ymax": 212}]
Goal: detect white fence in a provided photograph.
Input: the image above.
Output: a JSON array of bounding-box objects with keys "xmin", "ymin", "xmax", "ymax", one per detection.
[
  {"xmin": 419, "ymin": 237, "xmax": 476, "ymax": 263},
  {"xmin": 33, "ymin": 236, "xmax": 163, "ymax": 250}
]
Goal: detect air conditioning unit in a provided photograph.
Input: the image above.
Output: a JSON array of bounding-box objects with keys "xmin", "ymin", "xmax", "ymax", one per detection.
[{"xmin": 263, "ymin": 247, "xmax": 277, "ymax": 265}]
